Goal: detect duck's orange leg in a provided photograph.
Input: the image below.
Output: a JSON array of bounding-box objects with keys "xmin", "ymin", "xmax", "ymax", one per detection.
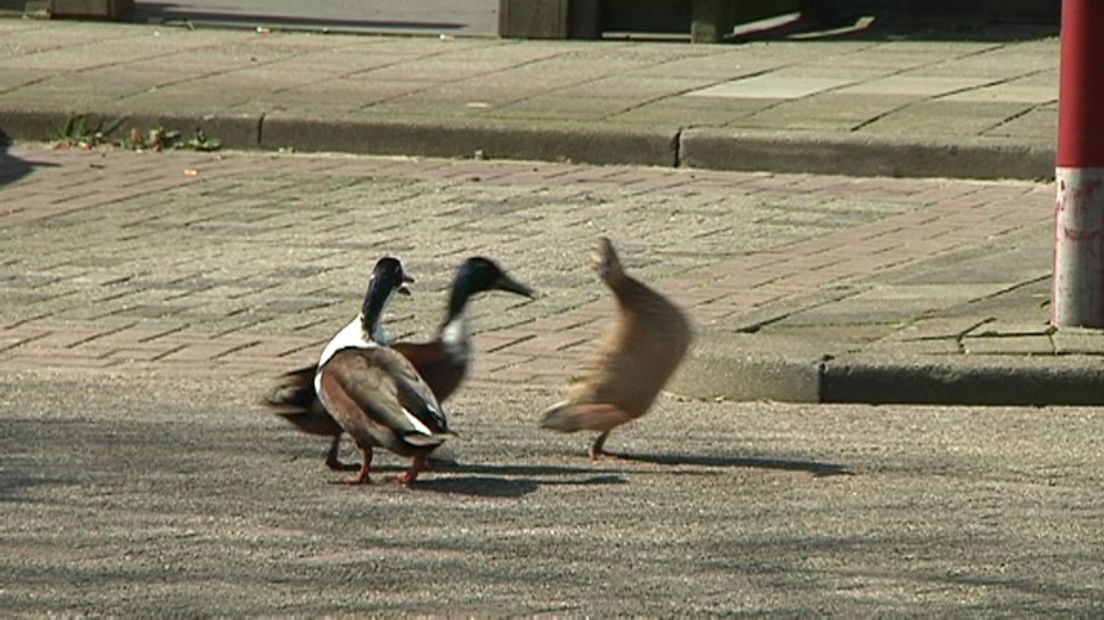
[
  {"xmin": 335, "ymin": 448, "xmax": 373, "ymax": 485},
  {"xmin": 396, "ymin": 454, "xmax": 428, "ymax": 487},
  {"xmin": 589, "ymin": 431, "xmax": 611, "ymax": 460}
]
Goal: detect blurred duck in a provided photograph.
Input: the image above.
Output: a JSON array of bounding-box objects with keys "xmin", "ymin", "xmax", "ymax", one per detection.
[
  {"xmin": 541, "ymin": 237, "xmax": 692, "ymax": 459},
  {"xmin": 266, "ymin": 257, "xmax": 533, "ymax": 469},
  {"xmin": 312, "ymin": 256, "xmax": 450, "ymax": 485}
]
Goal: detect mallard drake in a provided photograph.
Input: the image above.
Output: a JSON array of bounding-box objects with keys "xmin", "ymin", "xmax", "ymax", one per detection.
[
  {"xmin": 540, "ymin": 237, "xmax": 693, "ymax": 459},
  {"xmin": 266, "ymin": 256, "xmax": 533, "ymax": 469},
  {"xmin": 392, "ymin": 257, "xmax": 534, "ymax": 400},
  {"xmin": 313, "ymin": 256, "xmax": 451, "ymax": 486}
]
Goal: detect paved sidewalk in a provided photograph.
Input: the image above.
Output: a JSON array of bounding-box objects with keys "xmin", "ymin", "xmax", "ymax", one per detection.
[
  {"xmin": 0, "ymin": 18, "xmax": 1057, "ymax": 179},
  {"xmin": 3, "ymin": 142, "xmax": 1092, "ymax": 405}
]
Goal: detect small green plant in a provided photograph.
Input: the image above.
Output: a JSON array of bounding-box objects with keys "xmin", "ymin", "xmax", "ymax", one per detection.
[
  {"xmin": 183, "ymin": 127, "xmax": 222, "ymax": 152},
  {"xmin": 118, "ymin": 126, "xmax": 221, "ymax": 152},
  {"xmin": 48, "ymin": 116, "xmax": 222, "ymax": 152},
  {"xmin": 49, "ymin": 115, "xmax": 123, "ymax": 148}
]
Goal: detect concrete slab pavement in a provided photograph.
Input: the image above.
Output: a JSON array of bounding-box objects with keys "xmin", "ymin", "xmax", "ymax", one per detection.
[{"xmin": 0, "ymin": 18, "xmax": 1058, "ymax": 179}]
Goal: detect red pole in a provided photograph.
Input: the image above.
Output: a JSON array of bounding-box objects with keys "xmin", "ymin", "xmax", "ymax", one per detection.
[{"xmin": 1053, "ymin": 0, "xmax": 1104, "ymax": 327}]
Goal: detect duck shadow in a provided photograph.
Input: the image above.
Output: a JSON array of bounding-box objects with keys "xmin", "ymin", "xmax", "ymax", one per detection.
[
  {"xmin": 342, "ymin": 454, "xmax": 848, "ymax": 496},
  {"xmin": 416, "ymin": 473, "xmax": 625, "ymax": 498},
  {"xmin": 0, "ymin": 129, "xmax": 51, "ymax": 188},
  {"xmin": 385, "ymin": 462, "xmax": 626, "ymax": 498},
  {"xmin": 610, "ymin": 452, "xmax": 852, "ymax": 478},
  {"xmin": 414, "ymin": 475, "xmax": 540, "ymax": 497},
  {"xmin": 0, "ymin": 472, "xmax": 68, "ymax": 503}
]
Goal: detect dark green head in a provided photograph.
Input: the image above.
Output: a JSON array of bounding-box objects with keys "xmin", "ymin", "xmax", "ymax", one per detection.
[
  {"xmin": 362, "ymin": 256, "xmax": 414, "ymax": 331},
  {"xmin": 447, "ymin": 257, "xmax": 534, "ymax": 319}
]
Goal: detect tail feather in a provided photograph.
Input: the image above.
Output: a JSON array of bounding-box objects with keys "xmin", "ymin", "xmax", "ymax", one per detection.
[
  {"xmin": 273, "ymin": 409, "xmax": 342, "ymax": 437},
  {"xmin": 263, "ymin": 365, "xmax": 339, "ymax": 437},
  {"xmin": 589, "ymin": 237, "xmax": 624, "ymax": 283},
  {"xmin": 540, "ymin": 401, "xmax": 634, "ymax": 433},
  {"xmin": 263, "ymin": 365, "xmax": 319, "ymax": 413},
  {"xmin": 401, "ymin": 432, "xmax": 449, "ymax": 449}
]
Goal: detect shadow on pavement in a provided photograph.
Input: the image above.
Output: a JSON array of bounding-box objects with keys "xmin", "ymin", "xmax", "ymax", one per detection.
[
  {"xmin": 417, "ymin": 473, "xmax": 625, "ymax": 498},
  {"xmin": 416, "ymin": 476, "xmax": 541, "ymax": 497},
  {"xmin": 0, "ymin": 474, "xmax": 66, "ymax": 503},
  {"xmin": 614, "ymin": 452, "xmax": 853, "ymax": 478},
  {"xmin": 0, "ymin": 130, "xmax": 39, "ymax": 188},
  {"xmin": 731, "ymin": 9, "xmax": 1057, "ymax": 44},
  {"xmin": 431, "ymin": 462, "xmax": 618, "ymax": 477},
  {"xmin": 134, "ymin": 2, "xmax": 467, "ymax": 32},
  {"xmin": 379, "ymin": 461, "xmax": 626, "ymax": 497}
]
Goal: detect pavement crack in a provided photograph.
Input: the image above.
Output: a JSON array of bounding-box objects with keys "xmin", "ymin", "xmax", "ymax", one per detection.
[
  {"xmin": 735, "ymin": 288, "xmax": 863, "ymax": 333},
  {"xmin": 975, "ymin": 274, "xmax": 1050, "ymax": 301},
  {"xmin": 955, "ymin": 317, "xmax": 997, "ymax": 353},
  {"xmin": 850, "ymin": 48, "xmax": 1043, "ymax": 134},
  {"xmin": 970, "ymin": 327, "xmax": 1056, "ymax": 339},
  {"xmin": 353, "ymin": 42, "xmax": 543, "ymax": 112},
  {"xmin": 980, "ymin": 91, "xmax": 1056, "ymax": 135}
]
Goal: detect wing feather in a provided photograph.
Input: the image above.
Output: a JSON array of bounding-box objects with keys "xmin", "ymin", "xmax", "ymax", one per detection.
[{"xmin": 317, "ymin": 348, "xmax": 448, "ymax": 452}]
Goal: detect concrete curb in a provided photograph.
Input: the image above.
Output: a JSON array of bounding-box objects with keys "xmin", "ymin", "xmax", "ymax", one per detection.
[
  {"xmin": 1, "ymin": 108, "xmax": 1055, "ymax": 180},
  {"xmin": 259, "ymin": 116, "xmax": 681, "ymax": 167},
  {"xmin": 820, "ymin": 354, "xmax": 1104, "ymax": 406},
  {"xmin": 0, "ymin": 109, "xmax": 264, "ymax": 151},
  {"xmin": 679, "ymin": 128, "xmax": 1056, "ymax": 181},
  {"xmin": 672, "ymin": 348, "xmax": 1104, "ymax": 406}
]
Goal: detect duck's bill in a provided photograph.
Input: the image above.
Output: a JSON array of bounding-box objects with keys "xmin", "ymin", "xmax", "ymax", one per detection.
[
  {"xmin": 398, "ymin": 274, "xmax": 414, "ymax": 296},
  {"xmin": 497, "ymin": 273, "xmax": 536, "ymax": 298}
]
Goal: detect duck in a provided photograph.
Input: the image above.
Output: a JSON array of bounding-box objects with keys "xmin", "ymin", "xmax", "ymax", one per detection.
[
  {"xmin": 540, "ymin": 237, "xmax": 693, "ymax": 459},
  {"xmin": 313, "ymin": 256, "xmax": 451, "ymax": 486},
  {"xmin": 266, "ymin": 256, "xmax": 533, "ymax": 470}
]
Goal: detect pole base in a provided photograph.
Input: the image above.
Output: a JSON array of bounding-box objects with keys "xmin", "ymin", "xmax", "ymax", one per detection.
[{"xmin": 1052, "ymin": 166, "xmax": 1104, "ymax": 328}]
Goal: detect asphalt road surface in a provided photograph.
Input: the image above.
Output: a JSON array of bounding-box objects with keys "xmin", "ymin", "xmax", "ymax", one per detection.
[{"xmin": 2, "ymin": 368, "xmax": 1102, "ymax": 615}]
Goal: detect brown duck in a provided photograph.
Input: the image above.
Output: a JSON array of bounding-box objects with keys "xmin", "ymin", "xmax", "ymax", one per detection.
[
  {"xmin": 540, "ymin": 237, "xmax": 693, "ymax": 459},
  {"xmin": 266, "ymin": 257, "xmax": 533, "ymax": 469}
]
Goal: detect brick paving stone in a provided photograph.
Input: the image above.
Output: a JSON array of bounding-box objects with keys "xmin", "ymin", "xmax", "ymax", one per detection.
[
  {"xmin": 0, "ymin": 143, "xmax": 1058, "ymax": 389},
  {"xmin": 100, "ymin": 347, "xmax": 175, "ymax": 362},
  {"xmin": 0, "ymin": 354, "xmax": 122, "ymax": 369},
  {"xmin": 473, "ymin": 351, "xmax": 539, "ymax": 372},
  {"xmin": 0, "ymin": 329, "xmax": 50, "ymax": 353}
]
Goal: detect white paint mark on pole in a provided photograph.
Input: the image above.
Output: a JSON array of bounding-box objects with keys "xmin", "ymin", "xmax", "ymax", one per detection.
[{"xmin": 1052, "ymin": 166, "xmax": 1104, "ymax": 326}]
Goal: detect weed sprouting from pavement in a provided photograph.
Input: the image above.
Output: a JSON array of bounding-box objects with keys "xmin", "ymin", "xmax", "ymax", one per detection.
[
  {"xmin": 49, "ymin": 115, "xmax": 222, "ymax": 152},
  {"xmin": 49, "ymin": 115, "xmax": 124, "ymax": 149}
]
